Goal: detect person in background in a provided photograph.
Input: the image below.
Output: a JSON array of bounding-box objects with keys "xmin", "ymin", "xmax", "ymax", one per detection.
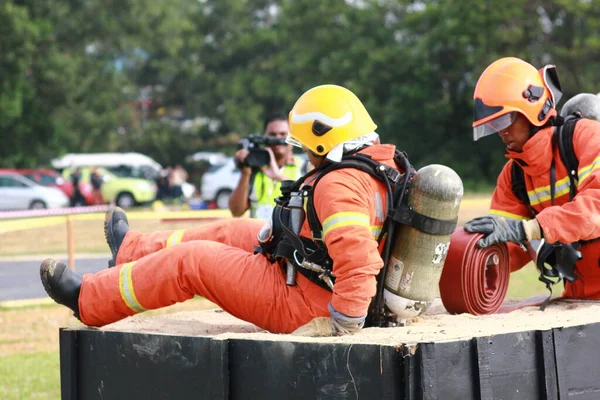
[
  {"xmin": 170, "ymin": 164, "xmax": 188, "ymax": 202},
  {"xmin": 155, "ymin": 168, "xmax": 172, "ymax": 201},
  {"xmin": 90, "ymin": 167, "xmax": 104, "ymax": 205},
  {"xmin": 69, "ymin": 168, "xmax": 85, "ymax": 207},
  {"xmin": 229, "ymin": 114, "xmax": 304, "ymax": 220}
]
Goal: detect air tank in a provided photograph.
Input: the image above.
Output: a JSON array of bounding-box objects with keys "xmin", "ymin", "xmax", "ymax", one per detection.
[{"xmin": 383, "ymin": 164, "xmax": 463, "ymax": 323}]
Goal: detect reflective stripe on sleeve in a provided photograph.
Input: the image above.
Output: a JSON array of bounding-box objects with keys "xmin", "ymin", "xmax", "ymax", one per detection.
[
  {"xmin": 119, "ymin": 261, "xmax": 146, "ymax": 313},
  {"xmin": 322, "ymin": 212, "xmax": 371, "ymax": 238},
  {"xmin": 527, "ymin": 175, "xmax": 571, "ymax": 206},
  {"xmin": 166, "ymin": 230, "xmax": 184, "ymax": 247},
  {"xmin": 578, "ymin": 155, "xmax": 600, "ymax": 185},
  {"xmin": 371, "ymin": 225, "xmax": 383, "ymax": 239}
]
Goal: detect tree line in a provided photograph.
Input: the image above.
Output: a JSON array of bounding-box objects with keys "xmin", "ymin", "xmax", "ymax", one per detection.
[{"xmin": 2, "ymin": 0, "xmax": 600, "ymax": 189}]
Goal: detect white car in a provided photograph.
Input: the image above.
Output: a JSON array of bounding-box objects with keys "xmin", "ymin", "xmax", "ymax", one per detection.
[
  {"xmin": 200, "ymin": 158, "xmax": 240, "ymax": 209},
  {"xmin": 0, "ymin": 172, "xmax": 70, "ymax": 210}
]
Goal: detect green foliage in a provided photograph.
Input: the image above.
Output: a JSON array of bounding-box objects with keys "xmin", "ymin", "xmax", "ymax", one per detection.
[{"xmin": 2, "ymin": 0, "xmax": 600, "ymax": 184}]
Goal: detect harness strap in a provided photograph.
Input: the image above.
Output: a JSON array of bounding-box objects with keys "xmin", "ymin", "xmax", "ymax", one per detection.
[
  {"xmin": 555, "ymin": 116, "xmax": 579, "ymax": 200},
  {"xmin": 550, "ymin": 159, "xmax": 556, "ymax": 206},
  {"xmin": 510, "ymin": 161, "xmax": 537, "ymax": 217}
]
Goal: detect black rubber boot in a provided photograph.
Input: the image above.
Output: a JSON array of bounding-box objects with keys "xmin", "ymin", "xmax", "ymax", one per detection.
[
  {"xmin": 104, "ymin": 206, "xmax": 130, "ymax": 268},
  {"xmin": 40, "ymin": 259, "xmax": 82, "ymax": 319}
]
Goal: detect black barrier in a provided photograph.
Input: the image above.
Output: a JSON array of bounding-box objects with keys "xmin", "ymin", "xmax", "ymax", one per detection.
[{"xmin": 59, "ymin": 322, "xmax": 600, "ymax": 400}]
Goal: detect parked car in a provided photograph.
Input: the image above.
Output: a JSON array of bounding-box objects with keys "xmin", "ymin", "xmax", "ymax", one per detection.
[
  {"xmin": 61, "ymin": 167, "xmax": 157, "ymax": 209},
  {"xmin": 52, "ymin": 152, "xmax": 195, "ymax": 200},
  {"xmin": 0, "ymin": 171, "xmax": 70, "ymax": 210},
  {"xmin": 200, "ymin": 158, "xmax": 240, "ymax": 209},
  {"xmin": 15, "ymin": 168, "xmax": 94, "ymax": 205}
]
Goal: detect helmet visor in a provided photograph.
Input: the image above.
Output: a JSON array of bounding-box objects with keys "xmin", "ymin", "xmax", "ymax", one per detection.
[
  {"xmin": 285, "ymin": 134, "xmax": 303, "ymax": 149},
  {"xmin": 473, "ymin": 112, "xmax": 517, "ymax": 141}
]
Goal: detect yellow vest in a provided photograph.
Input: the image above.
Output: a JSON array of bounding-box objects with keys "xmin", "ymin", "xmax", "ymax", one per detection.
[{"xmin": 249, "ymin": 156, "xmax": 303, "ymax": 220}]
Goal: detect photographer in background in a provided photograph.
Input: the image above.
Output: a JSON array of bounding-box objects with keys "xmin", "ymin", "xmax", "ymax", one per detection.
[{"xmin": 229, "ymin": 114, "xmax": 304, "ymax": 220}]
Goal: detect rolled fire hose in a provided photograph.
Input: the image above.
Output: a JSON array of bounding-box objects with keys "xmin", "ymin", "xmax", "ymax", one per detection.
[{"xmin": 439, "ymin": 228, "xmax": 510, "ymax": 315}]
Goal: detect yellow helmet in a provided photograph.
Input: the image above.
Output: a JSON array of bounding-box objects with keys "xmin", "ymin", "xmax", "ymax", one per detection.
[{"xmin": 287, "ymin": 84, "xmax": 377, "ymax": 156}]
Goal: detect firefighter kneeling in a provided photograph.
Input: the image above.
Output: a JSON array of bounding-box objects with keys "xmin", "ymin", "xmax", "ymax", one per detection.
[{"xmin": 40, "ymin": 84, "xmax": 461, "ymax": 337}]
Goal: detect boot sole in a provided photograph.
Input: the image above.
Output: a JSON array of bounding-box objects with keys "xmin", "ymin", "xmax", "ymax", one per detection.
[
  {"xmin": 104, "ymin": 206, "xmax": 128, "ymax": 268},
  {"xmin": 40, "ymin": 259, "xmax": 63, "ymax": 306},
  {"xmin": 40, "ymin": 259, "xmax": 80, "ymax": 319}
]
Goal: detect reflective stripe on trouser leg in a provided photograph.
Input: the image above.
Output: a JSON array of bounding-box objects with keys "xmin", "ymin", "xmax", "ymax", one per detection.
[
  {"xmin": 119, "ymin": 261, "xmax": 146, "ymax": 313},
  {"xmin": 116, "ymin": 219, "xmax": 264, "ymax": 264},
  {"xmin": 80, "ymin": 239, "xmax": 332, "ymax": 331},
  {"xmin": 77, "ymin": 262, "xmax": 157, "ymax": 327}
]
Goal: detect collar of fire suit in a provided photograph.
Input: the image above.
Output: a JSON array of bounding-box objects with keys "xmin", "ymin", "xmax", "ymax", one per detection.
[
  {"xmin": 505, "ymin": 126, "xmax": 554, "ymax": 177},
  {"xmin": 355, "ymin": 143, "xmax": 397, "ymax": 161},
  {"xmin": 303, "ymin": 143, "xmax": 397, "ymax": 187}
]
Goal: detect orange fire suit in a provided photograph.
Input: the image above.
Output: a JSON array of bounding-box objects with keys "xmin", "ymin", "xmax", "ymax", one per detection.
[
  {"xmin": 78, "ymin": 144, "xmax": 398, "ymax": 332},
  {"xmin": 489, "ymin": 119, "xmax": 600, "ymax": 298}
]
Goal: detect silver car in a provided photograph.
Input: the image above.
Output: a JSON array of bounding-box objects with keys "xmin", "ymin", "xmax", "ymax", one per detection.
[{"xmin": 0, "ymin": 172, "xmax": 70, "ymax": 210}]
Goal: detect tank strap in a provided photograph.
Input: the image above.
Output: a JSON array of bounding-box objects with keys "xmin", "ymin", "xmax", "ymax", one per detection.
[{"xmin": 392, "ymin": 207, "xmax": 458, "ymax": 235}]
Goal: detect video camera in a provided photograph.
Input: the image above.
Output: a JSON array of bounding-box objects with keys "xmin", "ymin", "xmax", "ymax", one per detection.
[{"xmin": 236, "ymin": 134, "xmax": 287, "ymax": 169}]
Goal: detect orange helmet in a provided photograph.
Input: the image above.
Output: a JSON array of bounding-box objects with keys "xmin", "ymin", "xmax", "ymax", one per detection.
[{"xmin": 472, "ymin": 57, "xmax": 563, "ymax": 141}]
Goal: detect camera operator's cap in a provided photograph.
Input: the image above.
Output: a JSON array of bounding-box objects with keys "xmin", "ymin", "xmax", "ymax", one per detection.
[{"xmin": 287, "ymin": 84, "xmax": 377, "ymax": 156}]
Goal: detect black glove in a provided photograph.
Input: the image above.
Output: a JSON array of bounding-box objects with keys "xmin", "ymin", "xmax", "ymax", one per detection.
[
  {"xmin": 555, "ymin": 243, "xmax": 582, "ymax": 281},
  {"xmin": 536, "ymin": 241, "xmax": 582, "ymax": 283},
  {"xmin": 464, "ymin": 215, "xmax": 526, "ymax": 248}
]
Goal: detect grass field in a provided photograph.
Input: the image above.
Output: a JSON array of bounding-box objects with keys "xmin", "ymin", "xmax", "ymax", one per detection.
[
  {"xmin": 0, "ymin": 298, "xmax": 218, "ymax": 399},
  {"xmin": 0, "ymin": 198, "xmax": 551, "ymax": 398}
]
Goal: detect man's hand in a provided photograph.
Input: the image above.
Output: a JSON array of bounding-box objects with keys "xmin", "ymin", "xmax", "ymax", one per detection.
[
  {"xmin": 291, "ymin": 317, "xmax": 333, "ymax": 337},
  {"xmin": 260, "ymin": 148, "xmax": 287, "ymax": 181},
  {"xmin": 464, "ymin": 215, "xmax": 541, "ymax": 247},
  {"xmin": 234, "ymin": 148, "xmax": 251, "ymax": 174},
  {"xmin": 291, "ymin": 305, "xmax": 366, "ymax": 337}
]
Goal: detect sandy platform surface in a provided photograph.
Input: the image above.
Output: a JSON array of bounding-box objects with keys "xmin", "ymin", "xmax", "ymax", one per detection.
[{"xmin": 98, "ymin": 298, "xmax": 600, "ymax": 346}]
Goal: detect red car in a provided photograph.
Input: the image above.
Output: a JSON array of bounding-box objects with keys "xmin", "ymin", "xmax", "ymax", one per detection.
[{"xmin": 13, "ymin": 168, "xmax": 95, "ymax": 206}]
